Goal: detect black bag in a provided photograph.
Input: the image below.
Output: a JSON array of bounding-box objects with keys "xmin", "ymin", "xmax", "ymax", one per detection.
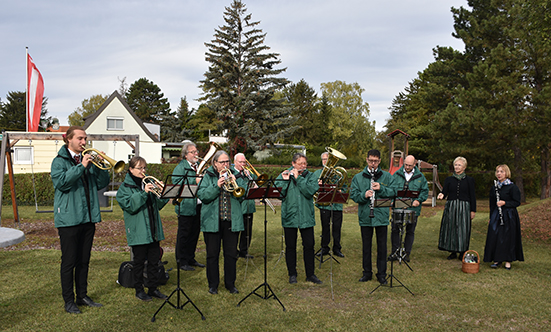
[{"xmin": 117, "ymin": 261, "xmax": 136, "ymax": 288}]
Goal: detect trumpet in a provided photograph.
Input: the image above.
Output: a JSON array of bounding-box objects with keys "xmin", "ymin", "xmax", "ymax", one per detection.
[
  {"xmin": 82, "ymin": 147, "xmax": 125, "ymax": 173},
  {"xmin": 220, "ymin": 167, "xmax": 245, "ymax": 198},
  {"xmin": 143, "ymin": 175, "xmax": 164, "ymax": 198}
]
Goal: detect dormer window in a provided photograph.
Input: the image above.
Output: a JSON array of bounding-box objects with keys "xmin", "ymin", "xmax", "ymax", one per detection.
[{"xmin": 107, "ymin": 117, "xmax": 124, "ymax": 130}]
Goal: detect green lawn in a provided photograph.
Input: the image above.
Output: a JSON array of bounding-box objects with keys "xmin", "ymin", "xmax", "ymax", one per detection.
[{"xmin": 1, "ymin": 202, "xmax": 550, "ymax": 331}]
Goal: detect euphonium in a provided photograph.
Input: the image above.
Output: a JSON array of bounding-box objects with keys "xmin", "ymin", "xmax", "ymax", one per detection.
[
  {"xmin": 220, "ymin": 167, "xmax": 245, "ymax": 198},
  {"xmin": 82, "ymin": 147, "xmax": 125, "ymax": 173},
  {"xmin": 197, "ymin": 142, "xmax": 222, "ymax": 175},
  {"xmin": 142, "ymin": 175, "xmax": 165, "ymax": 198},
  {"xmin": 242, "ymin": 159, "xmax": 269, "ymax": 187},
  {"xmin": 314, "ymin": 147, "xmax": 348, "ymax": 205}
]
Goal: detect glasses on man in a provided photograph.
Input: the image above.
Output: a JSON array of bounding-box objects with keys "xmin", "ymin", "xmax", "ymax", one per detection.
[{"xmin": 367, "ymin": 159, "xmax": 380, "ymax": 164}]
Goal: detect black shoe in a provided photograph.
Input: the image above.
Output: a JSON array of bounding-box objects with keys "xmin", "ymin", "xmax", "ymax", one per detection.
[
  {"xmin": 358, "ymin": 275, "xmax": 372, "ymax": 282},
  {"xmin": 76, "ymin": 296, "xmax": 103, "ymax": 307},
  {"xmin": 191, "ymin": 261, "xmax": 205, "ymax": 268},
  {"xmin": 458, "ymin": 252, "xmax": 465, "ymax": 260},
  {"xmin": 65, "ymin": 301, "xmax": 82, "ymax": 314},
  {"xmin": 404, "ymin": 253, "xmax": 411, "ymax": 262},
  {"xmin": 333, "ymin": 250, "xmax": 345, "ymax": 258},
  {"xmin": 504, "ymin": 262, "xmax": 511, "ymax": 270},
  {"xmin": 148, "ymin": 289, "xmax": 167, "ymax": 300},
  {"xmin": 136, "ymin": 290, "xmax": 152, "ymax": 302},
  {"xmin": 316, "ymin": 249, "xmax": 330, "ymax": 257},
  {"xmin": 208, "ymin": 287, "xmax": 218, "ymax": 295},
  {"xmin": 180, "ymin": 265, "xmax": 195, "ymax": 271},
  {"xmin": 227, "ymin": 286, "xmax": 239, "ymax": 294},
  {"xmin": 306, "ymin": 275, "xmax": 323, "ymax": 284},
  {"xmin": 387, "ymin": 254, "xmax": 398, "ymax": 262},
  {"xmin": 289, "ymin": 275, "xmax": 297, "ymax": 284},
  {"xmin": 447, "ymin": 252, "xmax": 457, "ymax": 260},
  {"xmin": 490, "ymin": 262, "xmax": 502, "ymax": 269},
  {"xmin": 377, "ymin": 276, "xmax": 388, "ymax": 285},
  {"xmin": 239, "ymin": 252, "xmax": 254, "ymax": 259}
]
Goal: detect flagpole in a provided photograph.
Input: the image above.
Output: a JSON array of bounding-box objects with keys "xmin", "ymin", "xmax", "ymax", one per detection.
[{"xmin": 26, "ymin": 46, "xmax": 29, "ymax": 132}]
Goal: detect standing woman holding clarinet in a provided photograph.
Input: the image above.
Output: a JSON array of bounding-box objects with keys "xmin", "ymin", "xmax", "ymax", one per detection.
[
  {"xmin": 483, "ymin": 164, "xmax": 524, "ymax": 270},
  {"xmin": 116, "ymin": 156, "xmax": 169, "ymax": 301}
]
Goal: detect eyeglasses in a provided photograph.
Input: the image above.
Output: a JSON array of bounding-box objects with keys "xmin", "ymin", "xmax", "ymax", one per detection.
[
  {"xmin": 187, "ymin": 150, "xmax": 199, "ymax": 155},
  {"xmin": 367, "ymin": 159, "xmax": 380, "ymax": 164}
]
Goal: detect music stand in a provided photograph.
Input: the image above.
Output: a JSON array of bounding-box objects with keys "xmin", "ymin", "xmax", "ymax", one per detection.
[
  {"xmin": 370, "ymin": 191, "xmax": 417, "ymax": 296},
  {"xmin": 314, "ymin": 184, "xmax": 349, "ymax": 299},
  {"xmin": 151, "ymin": 174, "xmax": 205, "ymax": 322},
  {"xmin": 238, "ymin": 178, "xmax": 286, "ymax": 311}
]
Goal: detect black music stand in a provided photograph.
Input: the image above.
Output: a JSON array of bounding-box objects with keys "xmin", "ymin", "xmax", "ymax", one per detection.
[
  {"xmin": 238, "ymin": 179, "xmax": 286, "ymax": 311},
  {"xmin": 151, "ymin": 174, "xmax": 205, "ymax": 322},
  {"xmin": 370, "ymin": 191, "xmax": 417, "ymax": 296}
]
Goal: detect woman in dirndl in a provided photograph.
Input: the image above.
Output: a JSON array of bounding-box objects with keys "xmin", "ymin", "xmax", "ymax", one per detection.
[
  {"xmin": 437, "ymin": 156, "xmax": 476, "ymax": 260},
  {"xmin": 483, "ymin": 164, "xmax": 524, "ymax": 270}
]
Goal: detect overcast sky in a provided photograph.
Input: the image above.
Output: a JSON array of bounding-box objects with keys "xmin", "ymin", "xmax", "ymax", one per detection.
[{"xmin": 1, "ymin": 0, "xmax": 466, "ymax": 131}]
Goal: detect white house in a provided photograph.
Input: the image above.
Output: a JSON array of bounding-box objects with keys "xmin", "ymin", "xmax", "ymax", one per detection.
[{"xmin": 83, "ymin": 91, "xmax": 163, "ymax": 164}]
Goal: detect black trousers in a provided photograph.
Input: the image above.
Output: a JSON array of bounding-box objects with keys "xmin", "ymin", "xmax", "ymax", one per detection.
[
  {"xmin": 319, "ymin": 209, "xmax": 343, "ymax": 252},
  {"xmin": 203, "ymin": 219, "xmax": 239, "ymax": 290},
  {"xmin": 390, "ymin": 215, "xmax": 418, "ymax": 254},
  {"xmin": 360, "ymin": 225, "xmax": 387, "ymax": 279},
  {"xmin": 284, "ymin": 227, "xmax": 315, "ymax": 278},
  {"xmin": 58, "ymin": 222, "xmax": 96, "ymax": 304},
  {"xmin": 132, "ymin": 241, "xmax": 161, "ymax": 291},
  {"xmin": 238, "ymin": 213, "xmax": 254, "ymax": 254},
  {"xmin": 176, "ymin": 204, "xmax": 201, "ymax": 266}
]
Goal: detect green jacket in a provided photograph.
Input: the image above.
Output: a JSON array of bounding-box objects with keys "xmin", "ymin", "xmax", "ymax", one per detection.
[
  {"xmin": 116, "ymin": 173, "xmax": 169, "ymax": 246},
  {"xmin": 172, "ymin": 159, "xmax": 200, "ymax": 216},
  {"xmin": 312, "ymin": 168, "xmax": 343, "ymax": 211},
  {"xmin": 51, "ymin": 145, "xmax": 110, "ymax": 228},
  {"xmin": 350, "ymin": 166, "xmax": 396, "ymax": 227},
  {"xmin": 235, "ymin": 167, "xmax": 257, "ymax": 214},
  {"xmin": 392, "ymin": 165, "xmax": 429, "ymax": 217},
  {"xmin": 276, "ymin": 168, "xmax": 319, "ymax": 229},
  {"xmin": 197, "ymin": 166, "xmax": 244, "ymax": 233}
]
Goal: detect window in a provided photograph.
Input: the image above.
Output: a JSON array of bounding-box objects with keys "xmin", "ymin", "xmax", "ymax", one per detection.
[
  {"xmin": 107, "ymin": 117, "xmax": 124, "ymax": 130},
  {"xmin": 14, "ymin": 147, "xmax": 34, "ymax": 164}
]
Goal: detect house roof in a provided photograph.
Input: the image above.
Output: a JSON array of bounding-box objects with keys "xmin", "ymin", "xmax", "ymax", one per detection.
[{"xmin": 83, "ymin": 91, "xmax": 159, "ymax": 142}]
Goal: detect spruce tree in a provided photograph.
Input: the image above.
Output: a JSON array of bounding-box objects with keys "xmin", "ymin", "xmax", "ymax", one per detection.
[{"xmin": 200, "ymin": 0, "xmax": 296, "ymax": 153}]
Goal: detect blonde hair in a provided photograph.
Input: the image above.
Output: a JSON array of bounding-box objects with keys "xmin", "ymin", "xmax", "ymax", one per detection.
[
  {"xmin": 453, "ymin": 156, "xmax": 467, "ymax": 168},
  {"xmin": 496, "ymin": 164, "xmax": 511, "ymax": 178}
]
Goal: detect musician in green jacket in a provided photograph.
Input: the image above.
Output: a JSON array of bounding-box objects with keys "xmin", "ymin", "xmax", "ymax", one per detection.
[
  {"xmin": 276, "ymin": 152, "xmax": 322, "ymax": 285},
  {"xmin": 350, "ymin": 149, "xmax": 396, "ymax": 285}
]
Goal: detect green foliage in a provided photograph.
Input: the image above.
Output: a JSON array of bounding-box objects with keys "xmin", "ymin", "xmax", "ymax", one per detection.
[
  {"xmin": 126, "ymin": 78, "xmax": 171, "ymax": 125},
  {"xmin": 200, "ymin": 0, "xmax": 296, "ymax": 153},
  {"xmin": 68, "ymin": 94, "xmax": 108, "ymax": 126},
  {"xmin": 0, "ymin": 91, "xmax": 51, "ymax": 131}
]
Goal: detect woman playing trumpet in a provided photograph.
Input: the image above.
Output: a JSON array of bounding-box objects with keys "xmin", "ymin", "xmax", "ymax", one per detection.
[
  {"xmin": 116, "ymin": 156, "xmax": 169, "ymax": 301},
  {"xmin": 196, "ymin": 150, "xmax": 244, "ymax": 295}
]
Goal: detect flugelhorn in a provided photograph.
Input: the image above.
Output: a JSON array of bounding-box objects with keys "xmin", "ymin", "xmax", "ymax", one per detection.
[
  {"xmin": 143, "ymin": 175, "xmax": 164, "ymax": 198},
  {"xmin": 220, "ymin": 167, "xmax": 245, "ymax": 198},
  {"xmin": 82, "ymin": 147, "xmax": 125, "ymax": 173}
]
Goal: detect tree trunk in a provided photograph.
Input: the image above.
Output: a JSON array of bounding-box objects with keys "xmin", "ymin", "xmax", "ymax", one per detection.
[{"xmin": 541, "ymin": 143, "xmax": 551, "ymax": 200}]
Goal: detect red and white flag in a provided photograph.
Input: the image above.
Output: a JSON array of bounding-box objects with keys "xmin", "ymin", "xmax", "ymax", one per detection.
[{"xmin": 27, "ymin": 53, "xmax": 44, "ymax": 132}]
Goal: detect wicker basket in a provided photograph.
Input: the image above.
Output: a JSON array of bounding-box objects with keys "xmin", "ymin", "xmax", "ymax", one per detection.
[{"xmin": 461, "ymin": 250, "xmax": 480, "ymax": 274}]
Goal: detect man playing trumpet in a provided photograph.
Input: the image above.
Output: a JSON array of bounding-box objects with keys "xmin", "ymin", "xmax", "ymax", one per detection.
[
  {"xmin": 234, "ymin": 153, "xmax": 256, "ymax": 259},
  {"xmin": 51, "ymin": 126, "xmax": 110, "ymax": 314}
]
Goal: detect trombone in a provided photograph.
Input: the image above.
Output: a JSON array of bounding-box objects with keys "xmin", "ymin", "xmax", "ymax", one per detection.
[
  {"xmin": 241, "ymin": 160, "xmax": 276, "ymax": 213},
  {"xmin": 142, "ymin": 175, "xmax": 164, "ymax": 198},
  {"xmin": 82, "ymin": 147, "xmax": 126, "ymax": 173}
]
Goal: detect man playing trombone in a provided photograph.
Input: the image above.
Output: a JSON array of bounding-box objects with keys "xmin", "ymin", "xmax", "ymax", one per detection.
[
  {"xmin": 172, "ymin": 142, "xmax": 205, "ymax": 271},
  {"xmin": 51, "ymin": 126, "xmax": 110, "ymax": 314},
  {"xmin": 234, "ymin": 153, "xmax": 256, "ymax": 259}
]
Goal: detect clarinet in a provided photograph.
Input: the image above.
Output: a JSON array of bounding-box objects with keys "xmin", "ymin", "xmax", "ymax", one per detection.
[
  {"xmin": 369, "ymin": 171, "xmax": 375, "ymax": 218},
  {"xmin": 494, "ymin": 180, "xmax": 504, "ymax": 226}
]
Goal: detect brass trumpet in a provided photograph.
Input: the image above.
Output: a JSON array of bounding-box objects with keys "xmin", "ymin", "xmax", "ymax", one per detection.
[
  {"xmin": 142, "ymin": 175, "xmax": 164, "ymax": 198},
  {"xmin": 82, "ymin": 147, "xmax": 126, "ymax": 173},
  {"xmin": 220, "ymin": 167, "xmax": 245, "ymax": 198}
]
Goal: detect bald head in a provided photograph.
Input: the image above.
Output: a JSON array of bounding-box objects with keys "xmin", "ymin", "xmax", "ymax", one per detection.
[{"xmin": 404, "ymin": 155, "xmax": 416, "ymax": 173}]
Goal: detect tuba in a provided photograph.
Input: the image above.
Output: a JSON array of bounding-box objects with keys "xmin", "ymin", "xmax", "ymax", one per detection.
[
  {"xmin": 220, "ymin": 167, "xmax": 246, "ymax": 198},
  {"xmin": 314, "ymin": 147, "xmax": 348, "ymax": 205},
  {"xmin": 196, "ymin": 142, "xmax": 222, "ymax": 175},
  {"xmin": 142, "ymin": 175, "xmax": 164, "ymax": 198},
  {"xmin": 82, "ymin": 147, "xmax": 126, "ymax": 173}
]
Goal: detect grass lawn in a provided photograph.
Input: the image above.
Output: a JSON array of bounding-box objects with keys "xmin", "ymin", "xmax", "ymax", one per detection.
[{"xmin": 1, "ymin": 200, "xmax": 551, "ymax": 331}]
